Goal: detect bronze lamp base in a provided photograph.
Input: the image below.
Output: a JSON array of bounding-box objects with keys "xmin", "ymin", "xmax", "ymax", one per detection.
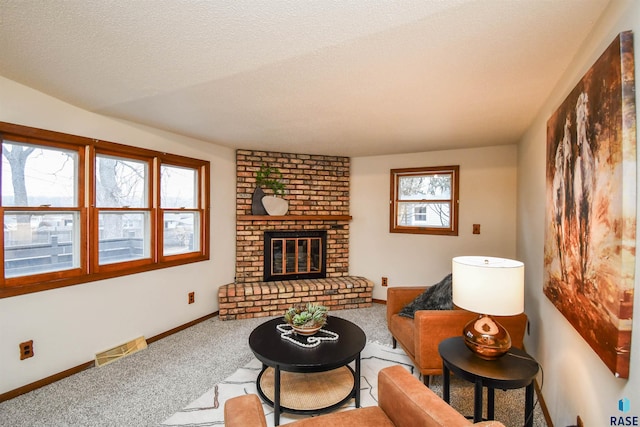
[{"xmin": 462, "ymin": 314, "xmax": 512, "ymax": 360}]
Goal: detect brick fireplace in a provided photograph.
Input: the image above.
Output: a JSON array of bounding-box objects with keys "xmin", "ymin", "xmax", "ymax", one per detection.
[
  {"xmin": 235, "ymin": 149, "xmax": 352, "ymax": 282},
  {"xmin": 217, "ymin": 149, "xmax": 373, "ymax": 320}
]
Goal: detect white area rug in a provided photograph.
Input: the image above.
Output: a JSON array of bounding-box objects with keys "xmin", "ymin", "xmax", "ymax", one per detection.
[
  {"xmin": 162, "ymin": 340, "xmax": 547, "ymax": 427},
  {"xmin": 161, "ymin": 341, "xmax": 416, "ymax": 426}
]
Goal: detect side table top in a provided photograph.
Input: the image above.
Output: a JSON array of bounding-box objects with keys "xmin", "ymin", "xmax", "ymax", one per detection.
[
  {"xmin": 249, "ymin": 316, "xmax": 366, "ymax": 373},
  {"xmin": 438, "ymin": 336, "xmax": 539, "ymax": 389}
]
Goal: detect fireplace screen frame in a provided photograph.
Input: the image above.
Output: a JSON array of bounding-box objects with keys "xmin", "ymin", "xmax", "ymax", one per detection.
[{"xmin": 264, "ymin": 230, "xmax": 327, "ymax": 282}]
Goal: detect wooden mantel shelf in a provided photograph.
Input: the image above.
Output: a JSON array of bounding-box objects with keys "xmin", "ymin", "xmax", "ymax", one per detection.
[{"xmin": 238, "ymin": 215, "xmax": 352, "ymax": 221}]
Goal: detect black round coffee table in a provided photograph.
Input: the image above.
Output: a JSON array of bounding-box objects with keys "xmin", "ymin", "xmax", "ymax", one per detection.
[
  {"xmin": 249, "ymin": 316, "xmax": 366, "ymax": 426},
  {"xmin": 439, "ymin": 336, "xmax": 539, "ymax": 427}
]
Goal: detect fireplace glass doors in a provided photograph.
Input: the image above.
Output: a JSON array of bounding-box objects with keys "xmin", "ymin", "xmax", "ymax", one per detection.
[{"xmin": 264, "ymin": 231, "xmax": 327, "ymax": 281}]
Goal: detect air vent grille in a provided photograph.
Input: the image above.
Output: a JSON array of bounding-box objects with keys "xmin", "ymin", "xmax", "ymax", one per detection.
[{"xmin": 95, "ymin": 336, "xmax": 147, "ymax": 367}]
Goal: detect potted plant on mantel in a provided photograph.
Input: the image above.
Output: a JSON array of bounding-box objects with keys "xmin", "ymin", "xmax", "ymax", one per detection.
[{"xmin": 252, "ymin": 164, "xmax": 288, "ymax": 215}]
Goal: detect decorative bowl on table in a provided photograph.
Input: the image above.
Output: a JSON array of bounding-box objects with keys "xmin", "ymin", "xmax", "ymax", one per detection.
[{"xmin": 283, "ymin": 303, "xmax": 328, "ymax": 336}]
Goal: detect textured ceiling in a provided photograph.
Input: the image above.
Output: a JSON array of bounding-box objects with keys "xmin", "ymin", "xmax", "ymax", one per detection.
[{"xmin": 0, "ymin": 1, "xmax": 611, "ymax": 156}]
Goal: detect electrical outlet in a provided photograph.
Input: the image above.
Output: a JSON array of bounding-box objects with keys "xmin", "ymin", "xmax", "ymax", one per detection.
[
  {"xmin": 473, "ymin": 224, "xmax": 481, "ymax": 234},
  {"xmin": 381, "ymin": 277, "xmax": 388, "ymax": 287},
  {"xmin": 20, "ymin": 340, "xmax": 34, "ymax": 360},
  {"xmin": 188, "ymin": 292, "xmax": 195, "ymax": 304}
]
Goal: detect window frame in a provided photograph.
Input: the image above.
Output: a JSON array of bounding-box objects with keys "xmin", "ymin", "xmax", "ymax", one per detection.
[
  {"xmin": 389, "ymin": 165, "xmax": 459, "ymax": 235},
  {"xmin": 91, "ymin": 148, "xmax": 155, "ymax": 273},
  {"xmin": 1, "ymin": 136, "xmax": 87, "ymax": 286},
  {"xmin": 0, "ymin": 121, "xmax": 210, "ymax": 298}
]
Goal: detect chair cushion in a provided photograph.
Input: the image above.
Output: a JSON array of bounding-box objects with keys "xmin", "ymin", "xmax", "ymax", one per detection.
[{"xmin": 399, "ymin": 274, "xmax": 453, "ymax": 318}]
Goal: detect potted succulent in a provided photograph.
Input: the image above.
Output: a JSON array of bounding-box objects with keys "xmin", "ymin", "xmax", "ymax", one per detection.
[
  {"xmin": 283, "ymin": 303, "xmax": 329, "ymax": 336},
  {"xmin": 253, "ymin": 164, "xmax": 288, "ymax": 215}
]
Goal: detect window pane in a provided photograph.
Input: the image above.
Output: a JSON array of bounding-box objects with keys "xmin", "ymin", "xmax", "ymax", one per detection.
[
  {"xmin": 398, "ymin": 174, "xmax": 452, "ymax": 200},
  {"xmin": 272, "ymin": 240, "xmax": 283, "ymax": 274},
  {"xmin": 99, "ymin": 212, "xmax": 149, "ymax": 264},
  {"xmin": 96, "ymin": 155, "xmax": 148, "ymax": 208},
  {"xmin": 397, "ymin": 202, "xmax": 451, "ymax": 227},
  {"xmin": 311, "ymin": 239, "xmax": 321, "ymax": 272},
  {"xmin": 286, "ymin": 240, "xmax": 296, "ymax": 273},
  {"xmin": 161, "ymin": 165, "xmax": 198, "ymax": 209},
  {"xmin": 4, "ymin": 212, "xmax": 79, "ymax": 278},
  {"xmin": 298, "ymin": 239, "xmax": 308, "ymax": 272},
  {"xmin": 163, "ymin": 212, "xmax": 200, "ymax": 255},
  {"xmin": 2, "ymin": 141, "xmax": 77, "ymax": 207}
]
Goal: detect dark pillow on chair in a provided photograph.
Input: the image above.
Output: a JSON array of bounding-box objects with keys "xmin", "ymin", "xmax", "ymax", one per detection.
[{"xmin": 398, "ymin": 273, "xmax": 453, "ymax": 318}]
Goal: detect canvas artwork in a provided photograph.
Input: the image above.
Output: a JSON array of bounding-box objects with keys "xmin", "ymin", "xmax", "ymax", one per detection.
[{"xmin": 544, "ymin": 31, "xmax": 636, "ymax": 378}]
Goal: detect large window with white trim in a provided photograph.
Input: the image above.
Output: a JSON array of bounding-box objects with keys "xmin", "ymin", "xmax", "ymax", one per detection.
[{"xmin": 1, "ymin": 122, "xmax": 210, "ymax": 298}]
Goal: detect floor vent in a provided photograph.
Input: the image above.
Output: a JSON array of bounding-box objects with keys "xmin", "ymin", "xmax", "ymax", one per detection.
[{"xmin": 95, "ymin": 336, "xmax": 147, "ymax": 367}]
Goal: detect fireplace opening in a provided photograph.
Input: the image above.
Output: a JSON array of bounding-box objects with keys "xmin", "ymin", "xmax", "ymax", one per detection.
[{"xmin": 264, "ymin": 231, "xmax": 327, "ymax": 281}]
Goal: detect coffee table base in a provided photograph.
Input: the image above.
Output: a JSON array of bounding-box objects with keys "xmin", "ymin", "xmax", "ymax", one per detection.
[
  {"xmin": 249, "ymin": 317, "xmax": 365, "ymax": 426},
  {"xmin": 257, "ymin": 366, "xmax": 356, "ymax": 414}
]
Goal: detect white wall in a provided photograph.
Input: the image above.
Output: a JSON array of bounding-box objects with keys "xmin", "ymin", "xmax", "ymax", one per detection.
[
  {"xmin": 517, "ymin": 1, "xmax": 640, "ymax": 425},
  {"xmin": 0, "ymin": 76, "xmax": 237, "ymax": 394},
  {"xmin": 351, "ymin": 145, "xmax": 518, "ymax": 300}
]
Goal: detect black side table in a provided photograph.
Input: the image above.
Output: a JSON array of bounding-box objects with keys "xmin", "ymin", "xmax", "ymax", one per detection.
[{"xmin": 438, "ymin": 336, "xmax": 539, "ymax": 427}]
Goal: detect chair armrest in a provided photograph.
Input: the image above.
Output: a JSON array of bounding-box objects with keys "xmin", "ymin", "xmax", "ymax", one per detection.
[
  {"xmin": 378, "ymin": 365, "xmax": 474, "ymax": 426},
  {"xmin": 386, "ymin": 286, "xmax": 426, "ymax": 324},
  {"xmin": 413, "ymin": 310, "xmax": 478, "ymax": 371},
  {"xmin": 224, "ymin": 394, "xmax": 268, "ymax": 427}
]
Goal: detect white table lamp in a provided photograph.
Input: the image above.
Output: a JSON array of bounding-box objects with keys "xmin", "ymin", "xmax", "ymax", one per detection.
[{"xmin": 452, "ymin": 256, "xmax": 524, "ymax": 359}]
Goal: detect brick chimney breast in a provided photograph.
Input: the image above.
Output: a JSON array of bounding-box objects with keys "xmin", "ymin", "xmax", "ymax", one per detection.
[{"xmin": 235, "ymin": 149, "xmax": 351, "ymax": 284}]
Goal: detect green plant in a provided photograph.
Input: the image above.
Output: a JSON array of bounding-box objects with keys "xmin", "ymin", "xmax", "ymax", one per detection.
[
  {"xmin": 256, "ymin": 164, "xmax": 285, "ymax": 196},
  {"xmin": 284, "ymin": 303, "xmax": 328, "ymax": 328}
]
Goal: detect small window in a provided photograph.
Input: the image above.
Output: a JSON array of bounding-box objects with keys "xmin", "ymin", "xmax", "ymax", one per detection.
[
  {"xmin": 390, "ymin": 166, "xmax": 459, "ymax": 235},
  {"xmin": 414, "ymin": 206, "xmax": 427, "ymax": 222}
]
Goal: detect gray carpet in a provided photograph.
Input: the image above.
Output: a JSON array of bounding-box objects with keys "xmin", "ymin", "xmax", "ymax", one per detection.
[{"xmin": 0, "ymin": 304, "xmax": 547, "ymax": 426}]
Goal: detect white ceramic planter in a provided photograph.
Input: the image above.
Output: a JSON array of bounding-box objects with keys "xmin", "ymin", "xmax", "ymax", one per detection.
[{"xmin": 262, "ymin": 196, "xmax": 289, "ymax": 215}]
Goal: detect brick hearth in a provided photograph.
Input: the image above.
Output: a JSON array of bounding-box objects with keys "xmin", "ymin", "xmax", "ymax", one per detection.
[{"xmin": 218, "ymin": 276, "xmax": 373, "ymax": 320}]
